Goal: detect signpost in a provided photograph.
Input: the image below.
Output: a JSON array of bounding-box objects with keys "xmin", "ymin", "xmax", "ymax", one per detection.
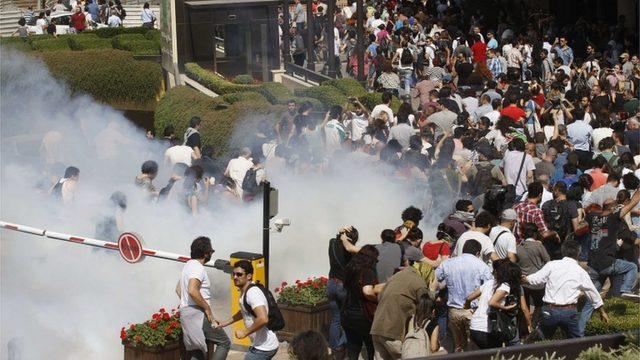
[
  {"xmin": 262, "ymin": 181, "xmax": 278, "ymax": 288},
  {"xmin": 117, "ymin": 232, "xmax": 144, "ymax": 263}
]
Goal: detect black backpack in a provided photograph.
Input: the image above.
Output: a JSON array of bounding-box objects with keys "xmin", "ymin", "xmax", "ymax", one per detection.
[
  {"xmin": 242, "ymin": 283, "xmax": 285, "ymax": 331},
  {"xmin": 542, "ymin": 200, "xmax": 570, "ymax": 240},
  {"xmin": 401, "ymin": 48, "xmax": 413, "ymax": 65},
  {"xmin": 241, "ymin": 168, "xmax": 259, "ymax": 196},
  {"xmin": 472, "ymin": 163, "xmax": 496, "ymax": 196}
]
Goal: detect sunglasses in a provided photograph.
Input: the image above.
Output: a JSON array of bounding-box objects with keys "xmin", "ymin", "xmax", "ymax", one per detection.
[{"xmin": 233, "ymin": 272, "xmax": 246, "ymax": 277}]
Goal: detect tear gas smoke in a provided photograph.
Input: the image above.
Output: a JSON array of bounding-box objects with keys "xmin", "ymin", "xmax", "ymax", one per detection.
[{"xmin": 1, "ymin": 49, "xmax": 424, "ymax": 359}]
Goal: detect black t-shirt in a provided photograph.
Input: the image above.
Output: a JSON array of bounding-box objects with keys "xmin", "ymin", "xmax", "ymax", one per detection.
[
  {"xmin": 455, "ymin": 62, "xmax": 474, "ymax": 85},
  {"xmin": 343, "ymin": 267, "xmax": 378, "ymax": 322},
  {"xmin": 587, "ymin": 210, "xmax": 623, "ymax": 271},
  {"xmin": 328, "ymin": 238, "xmax": 352, "ymax": 281},
  {"xmin": 185, "ymin": 132, "xmax": 201, "ymax": 150},
  {"xmin": 541, "ymin": 199, "xmax": 579, "ymax": 240}
]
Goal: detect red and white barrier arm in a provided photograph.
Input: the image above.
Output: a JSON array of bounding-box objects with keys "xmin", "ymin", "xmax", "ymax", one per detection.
[{"xmin": 1, "ymin": 220, "xmax": 217, "ymax": 268}]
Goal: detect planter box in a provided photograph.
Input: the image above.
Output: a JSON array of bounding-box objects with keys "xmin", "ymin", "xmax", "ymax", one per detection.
[
  {"xmin": 277, "ymin": 302, "xmax": 331, "ymax": 342},
  {"xmin": 123, "ymin": 341, "xmax": 183, "ymax": 360}
]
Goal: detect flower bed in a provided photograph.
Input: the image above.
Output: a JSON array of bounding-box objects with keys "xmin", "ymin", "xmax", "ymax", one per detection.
[
  {"xmin": 275, "ymin": 277, "xmax": 330, "ymax": 342},
  {"xmin": 121, "ymin": 308, "xmax": 182, "ymax": 348},
  {"xmin": 276, "ymin": 276, "xmax": 328, "ymax": 306}
]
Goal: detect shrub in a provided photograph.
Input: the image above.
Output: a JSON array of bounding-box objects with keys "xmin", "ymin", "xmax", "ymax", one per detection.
[
  {"xmin": 0, "ymin": 37, "xmax": 33, "ymax": 52},
  {"xmin": 184, "ymin": 63, "xmax": 260, "ymax": 95},
  {"xmin": 31, "ymin": 37, "xmax": 70, "ymax": 51},
  {"xmin": 294, "ymin": 85, "xmax": 348, "ymax": 110},
  {"xmin": 295, "ymin": 97, "xmax": 324, "ymax": 110},
  {"xmin": 585, "ymin": 297, "xmax": 640, "ymax": 336},
  {"xmin": 39, "ymin": 49, "xmax": 162, "ymax": 107},
  {"xmin": 155, "ymin": 86, "xmax": 283, "ymax": 155},
  {"xmin": 111, "ymin": 34, "xmax": 145, "ymax": 48},
  {"xmin": 121, "ymin": 40, "xmax": 161, "ymax": 55},
  {"xmin": 232, "ymin": 74, "xmax": 255, "ymax": 85},
  {"xmin": 67, "ymin": 35, "xmax": 112, "ymax": 51},
  {"xmin": 121, "ymin": 308, "xmax": 181, "ymax": 348},
  {"xmin": 275, "ymin": 277, "xmax": 328, "ymax": 306},
  {"xmin": 93, "ymin": 26, "xmax": 149, "ymax": 38},
  {"xmin": 259, "ymin": 82, "xmax": 294, "ymax": 105},
  {"xmin": 144, "ymin": 30, "xmax": 161, "ymax": 42},
  {"xmin": 323, "ymin": 77, "xmax": 367, "ymax": 98}
]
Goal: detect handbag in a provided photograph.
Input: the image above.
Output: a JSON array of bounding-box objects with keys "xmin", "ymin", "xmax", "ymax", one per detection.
[{"xmin": 488, "ymin": 309, "xmax": 517, "ymax": 342}]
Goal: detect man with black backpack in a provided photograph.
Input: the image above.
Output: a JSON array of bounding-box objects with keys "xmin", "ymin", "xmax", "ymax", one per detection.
[
  {"xmin": 218, "ymin": 260, "xmax": 281, "ymax": 359},
  {"xmin": 541, "ymin": 182, "xmax": 579, "ymax": 259},
  {"xmin": 393, "ymin": 40, "xmax": 415, "ymax": 95}
]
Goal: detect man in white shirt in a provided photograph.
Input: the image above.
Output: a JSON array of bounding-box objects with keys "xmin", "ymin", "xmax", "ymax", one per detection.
[
  {"xmin": 370, "ymin": 92, "xmax": 394, "ymax": 125},
  {"xmin": 176, "ymin": 237, "xmax": 231, "ymax": 359},
  {"xmin": 108, "ymin": 10, "xmax": 122, "ymax": 27},
  {"xmin": 219, "ymin": 260, "xmax": 280, "ymax": 359},
  {"xmin": 225, "ymin": 147, "xmax": 253, "ymax": 198},
  {"xmin": 501, "ymin": 138, "xmax": 535, "ymax": 197},
  {"xmin": 524, "ymin": 240, "xmax": 608, "ymax": 341},
  {"xmin": 566, "ymin": 109, "xmax": 593, "ymax": 169},
  {"xmin": 453, "ymin": 211, "xmax": 499, "ymax": 264},
  {"xmin": 347, "ymin": 99, "xmax": 370, "ymax": 143},
  {"xmin": 489, "ymin": 209, "xmax": 518, "ymax": 262},
  {"xmin": 165, "ymin": 138, "xmax": 195, "ymax": 167},
  {"xmin": 322, "ymin": 105, "xmax": 346, "ymax": 155}
]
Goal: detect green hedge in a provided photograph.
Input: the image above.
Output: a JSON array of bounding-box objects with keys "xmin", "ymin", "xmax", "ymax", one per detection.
[
  {"xmin": 232, "ymin": 74, "xmax": 255, "ymax": 84},
  {"xmin": 585, "ymin": 297, "xmax": 640, "ymax": 336},
  {"xmin": 358, "ymin": 92, "xmax": 402, "ymax": 113},
  {"xmin": 112, "ymin": 34, "xmax": 160, "ymax": 55},
  {"xmin": 31, "ymin": 37, "xmax": 70, "ymax": 51},
  {"xmin": 155, "ymin": 86, "xmax": 284, "ymax": 155},
  {"xmin": 294, "ymin": 85, "xmax": 348, "ymax": 109},
  {"xmin": 258, "ymin": 82, "xmax": 294, "ymax": 104},
  {"xmin": 39, "ymin": 49, "xmax": 162, "ymax": 107},
  {"xmin": 323, "ymin": 77, "xmax": 367, "ymax": 98},
  {"xmin": 0, "ymin": 37, "xmax": 33, "ymax": 52},
  {"xmin": 184, "ymin": 63, "xmax": 260, "ymax": 95},
  {"xmin": 93, "ymin": 26, "xmax": 150, "ymax": 38},
  {"xmin": 144, "ymin": 30, "xmax": 161, "ymax": 42},
  {"xmin": 67, "ymin": 35, "xmax": 112, "ymax": 51}
]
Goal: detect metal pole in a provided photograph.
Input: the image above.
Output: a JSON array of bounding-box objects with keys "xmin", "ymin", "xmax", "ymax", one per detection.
[
  {"xmin": 262, "ymin": 181, "xmax": 271, "ymax": 288},
  {"xmin": 356, "ymin": 0, "xmax": 364, "ymax": 82},
  {"xmin": 282, "ymin": 0, "xmax": 291, "ymax": 63},
  {"xmin": 245, "ymin": 25, "xmax": 252, "ymax": 76},
  {"xmin": 306, "ymin": 0, "xmax": 315, "ymax": 71},
  {"xmin": 326, "ymin": 0, "xmax": 336, "ymax": 78},
  {"xmin": 261, "ymin": 23, "xmax": 269, "ymax": 81}
]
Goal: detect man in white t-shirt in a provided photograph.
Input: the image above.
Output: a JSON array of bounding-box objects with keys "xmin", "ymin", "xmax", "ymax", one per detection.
[
  {"xmin": 176, "ymin": 237, "xmax": 230, "ymax": 359},
  {"xmin": 489, "ymin": 209, "xmax": 518, "ymax": 262},
  {"xmin": 453, "ymin": 212, "xmax": 499, "ymax": 264},
  {"xmin": 322, "ymin": 105, "xmax": 346, "ymax": 154},
  {"xmin": 347, "ymin": 99, "xmax": 370, "ymax": 142},
  {"xmin": 219, "ymin": 260, "xmax": 279, "ymax": 359},
  {"xmin": 165, "ymin": 138, "xmax": 195, "ymax": 167},
  {"xmin": 225, "ymin": 147, "xmax": 254, "ymax": 198},
  {"xmin": 501, "ymin": 138, "xmax": 535, "ymax": 197},
  {"xmin": 370, "ymin": 92, "xmax": 394, "ymax": 125}
]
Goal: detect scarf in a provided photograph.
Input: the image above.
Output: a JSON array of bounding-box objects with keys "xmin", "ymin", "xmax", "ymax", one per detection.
[
  {"xmin": 452, "ymin": 210, "xmax": 475, "ymax": 224},
  {"xmin": 183, "ymin": 127, "xmax": 199, "ymax": 145}
]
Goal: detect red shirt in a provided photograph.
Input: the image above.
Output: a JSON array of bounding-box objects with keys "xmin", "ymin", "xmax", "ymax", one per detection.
[
  {"xmin": 589, "ymin": 169, "xmax": 608, "ymax": 191},
  {"xmin": 422, "ymin": 241, "xmax": 451, "ymax": 261},
  {"xmin": 71, "ymin": 13, "xmax": 86, "ymax": 31},
  {"xmin": 500, "ymin": 105, "xmax": 526, "ymax": 122},
  {"xmin": 471, "ymin": 41, "xmax": 487, "ymax": 63}
]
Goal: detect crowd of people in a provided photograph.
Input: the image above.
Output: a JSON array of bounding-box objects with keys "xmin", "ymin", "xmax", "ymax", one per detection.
[{"xmin": 13, "ymin": 0, "xmax": 156, "ymax": 37}]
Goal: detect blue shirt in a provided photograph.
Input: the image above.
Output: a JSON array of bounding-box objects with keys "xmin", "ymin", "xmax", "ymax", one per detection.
[
  {"xmin": 367, "ymin": 43, "xmax": 378, "ymax": 58},
  {"xmin": 554, "ymin": 45, "xmax": 574, "ymax": 66},
  {"xmin": 88, "ymin": 2, "xmax": 99, "ymax": 22},
  {"xmin": 487, "ymin": 38, "xmax": 498, "ymax": 50},
  {"xmin": 435, "ymin": 254, "xmax": 493, "ymax": 309}
]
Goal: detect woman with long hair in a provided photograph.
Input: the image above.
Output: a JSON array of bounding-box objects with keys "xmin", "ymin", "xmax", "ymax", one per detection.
[
  {"xmin": 341, "ymin": 245, "xmax": 380, "ymax": 360},
  {"xmin": 466, "ymin": 259, "xmax": 531, "ymax": 349}
]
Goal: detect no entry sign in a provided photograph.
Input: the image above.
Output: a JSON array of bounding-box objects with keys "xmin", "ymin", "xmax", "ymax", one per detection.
[{"xmin": 118, "ymin": 232, "xmax": 144, "ymax": 263}]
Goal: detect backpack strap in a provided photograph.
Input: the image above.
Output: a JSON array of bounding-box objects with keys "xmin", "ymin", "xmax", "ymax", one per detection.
[
  {"xmin": 513, "ymin": 152, "xmax": 528, "ymax": 193},
  {"xmin": 242, "ymin": 283, "xmax": 260, "ymax": 318},
  {"xmin": 493, "ymin": 230, "xmax": 509, "ymax": 246},
  {"xmin": 399, "ymin": 243, "xmax": 406, "ymax": 265},
  {"xmin": 330, "ymin": 239, "xmax": 346, "ymax": 272}
]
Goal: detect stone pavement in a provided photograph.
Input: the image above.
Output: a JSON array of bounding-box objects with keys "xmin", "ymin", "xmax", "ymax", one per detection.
[{"xmin": 227, "ymin": 343, "xmax": 291, "ymax": 360}]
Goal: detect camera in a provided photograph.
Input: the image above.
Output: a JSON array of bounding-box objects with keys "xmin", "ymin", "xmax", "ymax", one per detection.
[{"xmin": 273, "ymin": 218, "xmax": 291, "ymax": 233}]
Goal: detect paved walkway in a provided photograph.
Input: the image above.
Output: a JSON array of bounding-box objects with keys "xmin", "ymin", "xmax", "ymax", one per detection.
[{"xmin": 227, "ymin": 343, "xmax": 290, "ymax": 360}]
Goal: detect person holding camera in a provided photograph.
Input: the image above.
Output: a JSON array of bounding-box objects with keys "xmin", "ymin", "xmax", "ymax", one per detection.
[
  {"xmin": 346, "ymin": 98, "xmax": 370, "ymax": 145},
  {"xmin": 326, "ymin": 226, "xmax": 360, "ymax": 357},
  {"xmin": 465, "ymin": 259, "xmax": 531, "ymax": 349}
]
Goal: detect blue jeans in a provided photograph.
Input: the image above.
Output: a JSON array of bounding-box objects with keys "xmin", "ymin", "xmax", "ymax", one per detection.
[
  {"xmin": 244, "ymin": 346, "xmax": 278, "ymax": 360},
  {"xmin": 538, "ymin": 306, "xmax": 580, "ymax": 339},
  {"xmin": 578, "ymin": 259, "xmax": 638, "ymax": 335},
  {"xmin": 327, "ymin": 278, "xmax": 347, "ymax": 349}
]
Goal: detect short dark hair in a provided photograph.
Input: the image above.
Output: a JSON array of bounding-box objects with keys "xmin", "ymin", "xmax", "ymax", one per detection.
[
  {"xmin": 455, "ymin": 199, "xmax": 473, "ymax": 211},
  {"xmin": 406, "ymin": 227, "xmax": 423, "ymax": 242},
  {"xmin": 382, "ymin": 91, "xmax": 392, "ymax": 103},
  {"xmin": 527, "ymin": 182, "xmax": 543, "ymax": 198},
  {"xmin": 189, "ymin": 116, "xmax": 202, "ymax": 128},
  {"xmin": 462, "ymin": 239, "xmax": 482, "ymax": 255},
  {"xmin": 233, "ymin": 259, "xmax": 254, "ymax": 275},
  {"xmin": 561, "ymin": 240, "xmax": 581, "ymax": 259},
  {"xmin": 290, "ymin": 330, "xmax": 329, "ymax": 360},
  {"xmin": 511, "ymin": 138, "xmax": 526, "ymax": 152},
  {"xmin": 141, "ymin": 160, "xmax": 158, "ymax": 175},
  {"xmin": 190, "ymin": 236, "xmax": 212, "ymax": 259},
  {"xmin": 381, "ymin": 229, "xmax": 396, "ymax": 243},
  {"xmin": 474, "ymin": 211, "xmax": 495, "ymax": 228},
  {"xmin": 163, "ymin": 125, "xmax": 175, "ymax": 138},
  {"xmin": 553, "ymin": 181, "xmax": 568, "ymax": 195},
  {"xmin": 329, "ymin": 105, "xmax": 343, "ymax": 119},
  {"xmin": 622, "ymin": 173, "xmax": 640, "ymax": 190},
  {"xmin": 64, "ymin": 166, "xmax": 80, "ymax": 178}
]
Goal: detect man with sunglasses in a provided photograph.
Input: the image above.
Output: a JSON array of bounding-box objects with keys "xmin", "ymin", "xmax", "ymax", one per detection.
[
  {"xmin": 218, "ymin": 261, "xmax": 279, "ymax": 359},
  {"xmin": 177, "ymin": 236, "xmax": 231, "ymax": 360}
]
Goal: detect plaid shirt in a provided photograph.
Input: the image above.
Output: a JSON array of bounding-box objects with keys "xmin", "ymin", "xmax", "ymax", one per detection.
[
  {"xmin": 513, "ymin": 200, "xmax": 548, "ymax": 242},
  {"xmin": 487, "ymin": 57, "xmax": 504, "ymax": 80}
]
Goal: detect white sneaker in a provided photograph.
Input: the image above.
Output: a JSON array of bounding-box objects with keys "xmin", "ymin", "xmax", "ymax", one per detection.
[{"xmin": 621, "ymin": 293, "xmax": 640, "ymax": 302}]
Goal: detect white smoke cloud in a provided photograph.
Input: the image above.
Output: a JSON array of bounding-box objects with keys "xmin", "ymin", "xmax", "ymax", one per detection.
[{"xmin": 0, "ymin": 49, "xmax": 423, "ymax": 359}]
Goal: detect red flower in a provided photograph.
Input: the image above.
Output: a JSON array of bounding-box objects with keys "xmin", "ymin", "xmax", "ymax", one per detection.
[
  {"xmin": 171, "ymin": 321, "xmax": 180, "ymax": 328},
  {"xmin": 163, "ymin": 312, "xmax": 170, "ymax": 320},
  {"xmin": 159, "ymin": 308, "xmax": 166, "ymax": 313},
  {"xmin": 174, "ymin": 311, "xmax": 180, "ymax": 318},
  {"xmin": 134, "ymin": 335, "xmax": 141, "ymax": 342},
  {"xmin": 312, "ymin": 283, "xmax": 319, "ymax": 289},
  {"xmin": 152, "ymin": 313, "xmax": 160, "ymax": 320},
  {"xmin": 296, "ymin": 283, "xmax": 303, "ymax": 288},
  {"xmin": 165, "ymin": 327, "xmax": 173, "ymax": 335},
  {"xmin": 295, "ymin": 280, "xmax": 301, "ymax": 284},
  {"xmin": 150, "ymin": 322, "xmax": 158, "ymax": 330},
  {"xmin": 129, "ymin": 324, "xmax": 136, "ymax": 331},
  {"xmin": 275, "ymin": 287, "xmax": 280, "ymax": 293},
  {"xmin": 120, "ymin": 328, "xmax": 127, "ymax": 340}
]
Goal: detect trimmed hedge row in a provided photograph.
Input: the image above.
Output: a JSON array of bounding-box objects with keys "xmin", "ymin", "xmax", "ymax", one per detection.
[
  {"xmin": 155, "ymin": 86, "xmax": 284, "ymax": 155},
  {"xmin": 39, "ymin": 49, "xmax": 162, "ymax": 106},
  {"xmin": 31, "ymin": 37, "xmax": 70, "ymax": 51},
  {"xmin": 184, "ymin": 63, "xmax": 261, "ymax": 95},
  {"xmin": 68, "ymin": 34, "xmax": 112, "ymax": 51},
  {"xmin": 232, "ymin": 74, "xmax": 255, "ymax": 85},
  {"xmin": 585, "ymin": 297, "xmax": 640, "ymax": 336},
  {"xmin": 294, "ymin": 85, "xmax": 348, "ymax": 109},
  {"xmin": 93, "ymin": 26, "xmax": 150, "ymax": 38},
  {"xmin": 323, "ymin": 78, "xmax": 368, "ymax": 98},
  {"xmin": 112, "ymin": 34, "xmax": 160, "ymax": 55}
]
